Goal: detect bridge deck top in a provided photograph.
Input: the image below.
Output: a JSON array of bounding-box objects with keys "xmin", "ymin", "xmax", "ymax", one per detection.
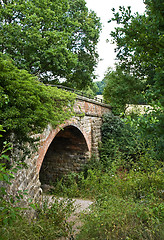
[{"xmin": 47, "ymin": 84, "xmax": 111, "ymax": 108}]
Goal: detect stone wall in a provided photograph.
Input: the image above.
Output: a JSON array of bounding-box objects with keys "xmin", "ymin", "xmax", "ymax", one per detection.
[
  {"xmin": 37, "ymin": 115, "xmax": 103, "ymax": 183},
  {"xmin": 37, "ymin": 96, "xmax": 111, "ymax": 174},
  {"xmin": 74, "ymin": 96, "xmax": 111, "ymax": 117},
  {"xmin": 6, "ymin": 96, "xmax": 111, "ymax": 205},
  {"xmin": 6, "ymin": 151, "xmax": 42, "ymax": 208}
]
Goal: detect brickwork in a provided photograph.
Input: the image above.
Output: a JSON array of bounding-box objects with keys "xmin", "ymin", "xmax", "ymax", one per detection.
[{"xmin": 8, "ymin": 96, "xmax": 111, "ymax": 204}]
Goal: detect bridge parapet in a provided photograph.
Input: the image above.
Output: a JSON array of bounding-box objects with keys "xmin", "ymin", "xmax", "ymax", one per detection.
[
  {"xmin": 75, "ymin": 95, "xmax": 111, "ymax": 117},
  {"xmin": 48, "ymin": 84, "xmax": 111, "ymax": 105},
  {"xmin": 49, "ymin": 84, "xmax": 111, "ymax": 117}
]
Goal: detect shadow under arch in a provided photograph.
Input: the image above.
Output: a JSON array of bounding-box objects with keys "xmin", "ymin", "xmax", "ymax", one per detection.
[{"xmin": 39, "ymin": 125, "xmax": 90, "ymax": 185}]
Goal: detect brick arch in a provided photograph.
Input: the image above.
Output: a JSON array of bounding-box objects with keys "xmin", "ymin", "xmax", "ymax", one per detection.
[{"xmin": 36, "ymin": 121, "xmax": 91, "ymax": 173}]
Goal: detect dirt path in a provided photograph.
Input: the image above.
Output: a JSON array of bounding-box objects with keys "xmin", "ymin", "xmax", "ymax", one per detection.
[
  {"xmin": 66, "ymin": 198, "xmax": 93, "ymax": 239},
  {"xmin": 43, "ymin": 195, "xmax": 93, "ymax": 239},
  {"xmin": 72, "ymin": 198, "xmax": 93, "ymax": 213},
  {"xmin": 43, "ymin": 195, "xmax": 93, "ymax": 212}
]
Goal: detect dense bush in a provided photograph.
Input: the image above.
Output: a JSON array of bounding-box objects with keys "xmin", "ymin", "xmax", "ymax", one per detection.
[
  {"xmin": 125, "ymin": 111, "xmax": 164, "ymax": 161},
  {"xmin": 0, "ymin": 197, "xmax": 75, "ymax": 240},
  {"xmin": 50, "ymin": 112, "xmax": 164, "ymax": 239},
  {"xmin": 0, "ymin": 54, "xmax": 76, "ymax": 161},
  {"xmin": 100, "ymin": 112, "xmax": 164, "ymax": 171},
  {"xmin": 77, "ymin": 194, "xmax": 164, "ymax": 240},
  {"xmin": 99, "ymin": 113, "xmax": 141, "ymax": 170},
  {"xmin": 0, "ymin": 54, "xmax": 76, "ymax": 139}
]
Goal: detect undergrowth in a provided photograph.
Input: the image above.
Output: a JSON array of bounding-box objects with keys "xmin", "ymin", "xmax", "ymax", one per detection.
[
  {"xmin": 1, "ymin": 112, "xmax": 164, "ymax": 239},
  {"xmin": 49, "ymin": 156, "xmax": 164, "ymax": 240},
  {"xmin": 0, "ymin": 127, "xmax": 75, "ymax": 240},
  {"xmin": 0, "ymin": 197, "xmax": 75, "ymax": 240},
  {"xmin": 48, "ymin": 113, "xmax": 164, "ymax": 240}
]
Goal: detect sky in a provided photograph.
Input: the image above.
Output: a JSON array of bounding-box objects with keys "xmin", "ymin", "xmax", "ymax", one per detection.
[{"xmin": 85, "ymin": 0, "xmax": 146, "ymax": 81}]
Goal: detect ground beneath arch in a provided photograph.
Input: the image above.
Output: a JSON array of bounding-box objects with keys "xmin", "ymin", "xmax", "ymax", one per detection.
[{"xmin": 43, "ymin": 194, "xmax": 93, "ymax": 239}]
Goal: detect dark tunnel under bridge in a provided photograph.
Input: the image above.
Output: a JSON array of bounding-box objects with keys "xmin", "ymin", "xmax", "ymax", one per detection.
[{"xmin": 39, "ymin": 125, "xmax": 90, "ymax": 185}]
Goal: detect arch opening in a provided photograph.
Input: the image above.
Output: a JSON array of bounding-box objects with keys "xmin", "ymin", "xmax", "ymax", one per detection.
[{"xmin": 39, "ymin": 126, "xmax": 90, "ymax": 185}]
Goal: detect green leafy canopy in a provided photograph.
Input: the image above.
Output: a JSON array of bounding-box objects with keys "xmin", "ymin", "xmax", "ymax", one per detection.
[
  {"xmin": 0, "ymin": 54, "xmax": 76, "ymax": 145},
  {"xmin": 103, "ymin": 67, "xmax": 144, "ymax": 114},
  {"xmin": 0, "ymin": 0, "xmax": 101, "ymax": 89},
  {"xmin": 103, "ymin": 0, "xmax": 164, "ymax": 160},
  {"xmin": 107, "ymin": 1, "xmax": 164, "ymax": 107}
]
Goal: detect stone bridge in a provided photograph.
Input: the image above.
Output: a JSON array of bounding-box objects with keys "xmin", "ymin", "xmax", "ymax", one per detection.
[{"xmin": 9, "ymin": 94, "xmax": 111, "ymax": 203}]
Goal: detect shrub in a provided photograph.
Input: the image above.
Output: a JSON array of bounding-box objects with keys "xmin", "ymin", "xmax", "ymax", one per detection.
[
  {"xmin": 100, "ymin": 113, "xmax": 141, "ymax": 170},
  {"xmin": 0, "ymin": 54, "xmax": 76, "ymax": 155},
  {"xmin": 0, "ymin": 197, "xmax": 75, "ymax": 240},
  {"xmin": 77, "ymin": 195, "xmax": 164, "ymax": 240},
  {"xmin": 0, "ymin": 128, "xmax": 25, "ymax": 226}
]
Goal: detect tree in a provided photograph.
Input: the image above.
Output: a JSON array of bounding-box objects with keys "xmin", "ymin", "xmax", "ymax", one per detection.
[
  {"xmin": 95, "ymin": 80, "xmax": 105, "ymax": 95},
  {"xmin": 0, "ymin": 54, "xmax": 76, "ymax": 152},
  {"xmin": 0, "ymin": 0, "xmax": 101, "ymax": 89},
  {"xmin": 108, "ymin": 1, "xmax": 164, "ymax": 107},
  {"xmin": 83, "ymin": 82, "xmax": 99, "ymax": 97},
  {"xmin": 65, "ymin": 0, "xmax": 101, "ymax": 89},
  {"xmin": 103, "ymin": 67, "xmax": 144, "ymax": 114},
  {"xmin": 104, "ymin": 0, "xmax": 164, "ymax": 159}
]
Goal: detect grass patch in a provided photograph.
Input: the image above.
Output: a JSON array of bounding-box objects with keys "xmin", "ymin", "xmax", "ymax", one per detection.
[{"xmin": 0, "ymin": 197, "xmax": 75, "ymax": 240}]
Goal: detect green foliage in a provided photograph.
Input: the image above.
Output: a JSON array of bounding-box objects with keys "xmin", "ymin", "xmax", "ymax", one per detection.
[
  {"xmin": 51, "ymin": 172, "xmax": 84, "ymax": 198},
  {"xmin": 0, "ymin": 135, "xmax": 26, "ymax": 226},
  {"xmin": 124, "ymin": 111, "xmax": 164, "ymax": 161},
  {"xmin": 52, "ymin": 160, "xmax": 164, "ymax": 201},
  {"xmin": 77, "ymin": 194, "xmax": 164, "ymax": 240},
  {"xmin": 0, "ymin": 54, "xmax": 76, "ymax": 149},
  {"xmin": 0, "ymin": 0, "xmax": 101, "ymax": 89},
  {"xmin": 50, "ymin": 159, "xmax": 164, "ymax": 239},
  {"xmin": 0, "ymin": 125, "xmax": 5, "ymax": 138},
  {"xmin": 51, "ymin": 169, "xmax": 103, "ymax": 199},
  {"xmin": 0, "ymin": 197, "xmax": 75, "ymax": 239},
  {"xmin": 100, "ymin": 109, "xmax": 164, "ymax": 170},
  {"xmin": 95, "ymin": 80, "xmax": 105, "ymax": 95},
  {"xmin": 82, "ymin": 82, "xmax": 99, "ymax": 97},
  {"xmin": 108, "ymin": 2, "xmax": 164, "ymax": 107},
  {"xmin": 103, "ymin": 67, "xmax": 145, "ymax": 114},
  {"xmin": 100, "ymin": 113, "xmax": 141, "ymax": 170}
]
